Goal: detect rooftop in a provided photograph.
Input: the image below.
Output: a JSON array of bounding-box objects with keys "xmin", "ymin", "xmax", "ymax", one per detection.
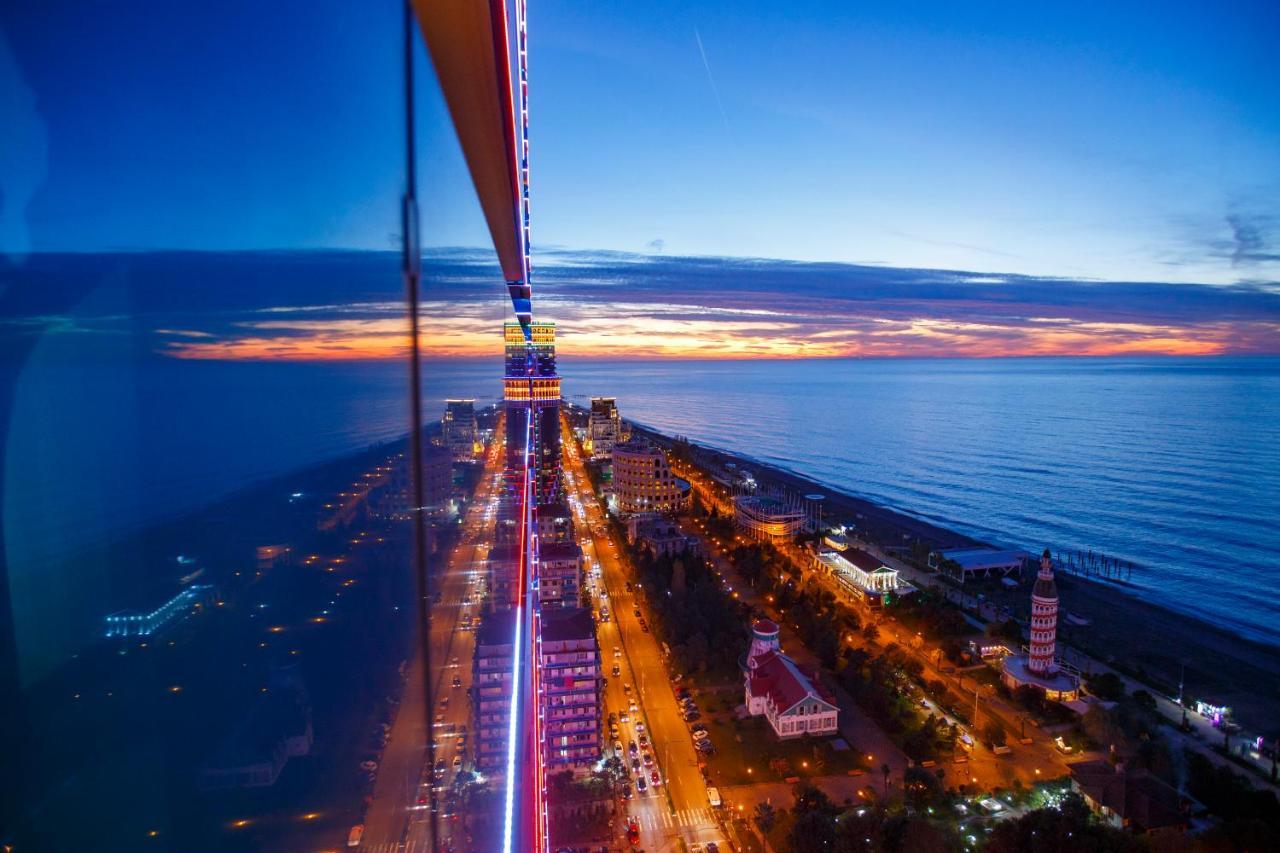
[{"xmin": 1070, "ymin": 760, "xmax": 1188, "ymax": 832}]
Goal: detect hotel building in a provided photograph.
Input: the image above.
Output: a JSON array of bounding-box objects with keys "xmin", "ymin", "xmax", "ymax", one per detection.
[
  {"xmin": 585, "ymin": 397, "xmax": 621, "ymax": 460},
  {"xmin": 611, "ymin": 438, "xmax": 691, "ymax": 514},
  {"xmin": 742, "ymin": 619, "xmax": 839, "ymax": 739},
  {"xmin": 539, "ymin": 607, "xmax": 601, "ymax": 768},
  {"xmin": 442, "ymin": 398, "xmax": 480, "ymax": 461}
]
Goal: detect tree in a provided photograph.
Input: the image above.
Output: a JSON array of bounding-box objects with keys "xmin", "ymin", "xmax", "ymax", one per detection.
[
  {"xmin": 1086, "ymin": 671, "xmax": 1125, "ymax": 702},
  {"xmin": 985, "ymin": 792, "xmax": 1142, "ymax": 853},
  {"xmin": 863, "ymin": 622, "xmax": 880, "ymax": 642},
  {"xmin": 983, "ymin": 720, "xmax": 1007, "ymax": 747},
  {"xmin": 788, "ymin": 809, "xmax": 837, "ymax": 853},
  {"xmin": 753, "ymin": 800, "xmax": 777, "ymax": 834}
]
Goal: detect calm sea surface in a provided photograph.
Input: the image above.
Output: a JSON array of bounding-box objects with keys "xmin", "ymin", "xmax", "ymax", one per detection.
[
  {"xmin": 562, "ymin": 357, "xmax": 1280, "ymax": 647},
  {"xmin": 7, "ymin": 356, "xmax": 1279, "ymax": 650}
]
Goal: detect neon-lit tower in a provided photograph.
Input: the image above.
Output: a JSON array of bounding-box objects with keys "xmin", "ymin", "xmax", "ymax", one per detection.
[
  {"xmin": 1028, "ymin": 548, "xmax": 1059, "ymax": 675},
  {"xmin": 503, "ymin": 321, "xmax": 561, "ymax": 505}
]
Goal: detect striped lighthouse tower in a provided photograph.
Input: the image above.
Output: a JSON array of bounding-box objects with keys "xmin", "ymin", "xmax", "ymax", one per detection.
[{"xmin": 1028, "ymin": 548, "xmax": 1059, "ymax": 675}]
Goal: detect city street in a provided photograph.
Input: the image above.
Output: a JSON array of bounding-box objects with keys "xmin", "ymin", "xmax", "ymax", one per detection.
[
  {"xmin": 363, "ymin": 438, "xmax": 505, "ymax": 852},
  {"xmin": 561, "ymin": 431, "xmax": 728, "ymax": 851}
]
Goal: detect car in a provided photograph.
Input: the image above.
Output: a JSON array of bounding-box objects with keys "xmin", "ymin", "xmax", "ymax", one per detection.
[
  {"xmin": 629, "ymin": 700, "xmax": 638, "ymax": 713},
  {"xmin": 630, "ymin": 757, "xmax": 641, "ymax": 773},
  {"xmin": 608, "ymin": 712, "xmax": 617, "ymax": 726},
  {"xmin": 626, "ymin": 817, "xmax": 640, "ymax": 843},
  {"xmin": 611, "ymin": 664, "xmax": 621, "ymax": 677},
  {"xmin": 633, "ymin": 608, "xmax": 641, "ymax": 617},
  {"xmin": 628, "ymin": 741, "xmax": 639, "ymax": 755},
  {"xmin": 695, "ymin": 738, "xmax": 715, "ymax": 753},
  {"xmin": 636, "ymin": 776, "xmax": 647, "ymax": 793},
  {"xmin": 635, "ymin": 721, "xmax": 646, "ymax": 733},
  {"xmin": 440, "ymin": 696, "xmax": 449, "ymax": 707},
  {"xmin": 684, "ymin": 711, "xmax": 701, "ymax": 722},
  {"xmin": 650, "ymin": 770, "xmax": 662, "ymax": 787},
  {"xmin": 638, "ymin": 733, "xmax": 650, "ymax": 748},
  {"xmin": 691, "ymin": 722, "xmax": 708, "ymax": 733},
  {"xmin": 676, "ymin": 687, "xmax": 691, "ymax": 699},
  {"xmin": 623, "ymin": 683, "xmax": 632, "ymax": 694},
  {"xmin": 640, "ymin": 623, "xmax": 649, "ymax": 633},
  {"xmin": 692, "ymin": 729, "xmax": 710, "ymax": 741},
  {"xmin": 613, "ymin": 739, "xmax": 624, "ymax": 755},
  {"xmin": 347, "ymin": 824, "xmax": 365, "ymax": 848},
  {"xmin": 619, "ymin": 710, "xmax": 629, "ymax": 722},
  {"xmin": 620, "ymin": 783, "xmax": 633, "ymax": 801},
  {"xmin": 452, "ymin": 755, "xmax": 462, "ymax": 769},
  {"xmin": 451, "ymin": 656, "xmax": 459, "ymax": 666},
  {"xmin": 452, "ymin": 676, "xmax": 462, "ymax": 688},
  {"xmin": 434, "ymin": 714, "xmax": 445, "ymax": 724},
  {"xmin": 706, "ymin": 843, "xmax": 720, "ymax": 853},
  {"xmin": 643, "ymin": 752, "xmax": 654, "ymax": 767}
]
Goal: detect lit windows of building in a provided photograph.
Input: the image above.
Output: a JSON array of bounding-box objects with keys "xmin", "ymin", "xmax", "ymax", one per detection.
[
  {"xmin": 610, "ymin": 438, "xmax": 690, "ymax": 515},
  {"xmin": 442, "ymin": 398, "xmax": 480, "ymax": 460},
  {"xmin": 586, "ymin": 397, "xmax": 621, "ymax": 460}
]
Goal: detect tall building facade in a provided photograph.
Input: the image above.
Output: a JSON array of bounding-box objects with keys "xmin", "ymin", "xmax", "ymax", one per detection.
[
  {"xmin": 503, "ymin": 321, "xmax": 561, "ymax": 506},
  {"xmin": 474, "ymin": 609, "xmax": 517, "ymax": 770},
  {"xmin": 442, "ymin": 398, "xmax": 480, "ymax": 461},
  {"xmin": 586, "ymin": 397, "xmax": 621, "ymax": 460},
  {"xmin": 539, "ymin": 608, "xmax": 601, "ymax": 768}
]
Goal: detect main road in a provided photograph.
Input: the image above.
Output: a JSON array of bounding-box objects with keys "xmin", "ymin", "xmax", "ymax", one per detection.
[
  {"xmin": 561, "ymin": 422, "xmax": 727, "ymax": 851},
  {"xmin": 362, "ymin": 435, "xmax": 506, "ymax": 853}
]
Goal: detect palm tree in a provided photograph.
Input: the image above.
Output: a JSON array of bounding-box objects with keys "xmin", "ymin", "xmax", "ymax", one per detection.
[{"xmin": 753, "ymin": 801, "xmax": 777, "ymax": 833}]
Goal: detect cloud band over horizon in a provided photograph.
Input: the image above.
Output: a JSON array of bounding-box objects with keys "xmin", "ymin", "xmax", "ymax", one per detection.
[{"xmin": 6, "ymin": 248, "xmax": 1279, "ymax": 361}]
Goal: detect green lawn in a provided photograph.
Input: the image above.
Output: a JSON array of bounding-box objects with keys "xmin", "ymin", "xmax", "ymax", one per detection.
[{"xmin": 701, "ymin": 714, "xmax": 867, "ymax": 786}]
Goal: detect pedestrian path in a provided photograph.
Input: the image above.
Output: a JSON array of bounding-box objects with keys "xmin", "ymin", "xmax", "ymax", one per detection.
[{"xmin": 631, "ymin": 806, "xmax": 717, "ymax": 831}]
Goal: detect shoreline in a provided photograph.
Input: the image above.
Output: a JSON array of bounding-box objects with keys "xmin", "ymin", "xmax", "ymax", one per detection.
[{"xmin": 627, "ymin": 420, "xmax": 1280, "ymax": 735}]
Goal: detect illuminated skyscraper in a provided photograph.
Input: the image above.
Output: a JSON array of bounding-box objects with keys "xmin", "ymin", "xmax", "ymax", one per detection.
[{"xmin": 503, "ymin": 321, "xmax": 561, "ymax": 505}]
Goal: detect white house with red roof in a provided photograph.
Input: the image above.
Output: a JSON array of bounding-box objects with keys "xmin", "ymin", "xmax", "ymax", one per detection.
[{"xmin": 742, "ymin": 619, "xmax": 839, "ymax": 739}]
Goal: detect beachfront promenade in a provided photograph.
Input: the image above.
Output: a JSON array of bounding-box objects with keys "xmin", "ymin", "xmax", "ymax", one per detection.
[{"xmin": 668, "ymin": 451, "xmax": 1280, "ymax": 798}]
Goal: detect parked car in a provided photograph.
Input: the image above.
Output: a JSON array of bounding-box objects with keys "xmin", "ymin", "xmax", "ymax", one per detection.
[{"xmin": 692, "ymin": 729, "xmax": 710, "ymax": 742}]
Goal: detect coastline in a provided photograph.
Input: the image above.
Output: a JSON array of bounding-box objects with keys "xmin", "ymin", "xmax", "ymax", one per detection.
[{"xmin": 628, "ymin": 420, "xmax": 1280, "ymax": 736}]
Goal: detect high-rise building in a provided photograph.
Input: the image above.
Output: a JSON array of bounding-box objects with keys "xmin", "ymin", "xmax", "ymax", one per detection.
[
  {"xmin": 442, "ymin": 398, "xmax": 480, "ymax": 461},
  {"xmin": 503, "ymin": 321, "xmax": 561, "ymax": 505},
  {"xmin": 586, "ymin": 397, "xmax": 621, "ymax": 460},
  {"xmin": 474, "ymin": 609, "xmax": 518, "ymax": 771},
  {"xmin": 538, "ymin": 607, "xmax": 601, "ymax": 768},
  {"xmin": 537, "ymin": 540, "xmax": 583, "ymax": 608},
  {"xmin": 611, "ymin": 438, "xmax": 691, "ymax": 515}
]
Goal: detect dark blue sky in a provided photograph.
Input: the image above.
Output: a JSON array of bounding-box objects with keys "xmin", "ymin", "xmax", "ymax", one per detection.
[{"xmin": 2, "ymin": 1, "xmax": 1278, "ymax": 285}]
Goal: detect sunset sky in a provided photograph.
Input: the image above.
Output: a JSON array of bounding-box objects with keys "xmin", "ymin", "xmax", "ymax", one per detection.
[{"xmin": 2, "ymin": 1, "xmax": 1278, "ymax": 358}]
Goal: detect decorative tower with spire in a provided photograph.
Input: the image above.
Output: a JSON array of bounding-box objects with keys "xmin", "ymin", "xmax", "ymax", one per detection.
[{"xmin": 1028, "ymin": 548, "xmax": 1059, "ymax": 675}]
